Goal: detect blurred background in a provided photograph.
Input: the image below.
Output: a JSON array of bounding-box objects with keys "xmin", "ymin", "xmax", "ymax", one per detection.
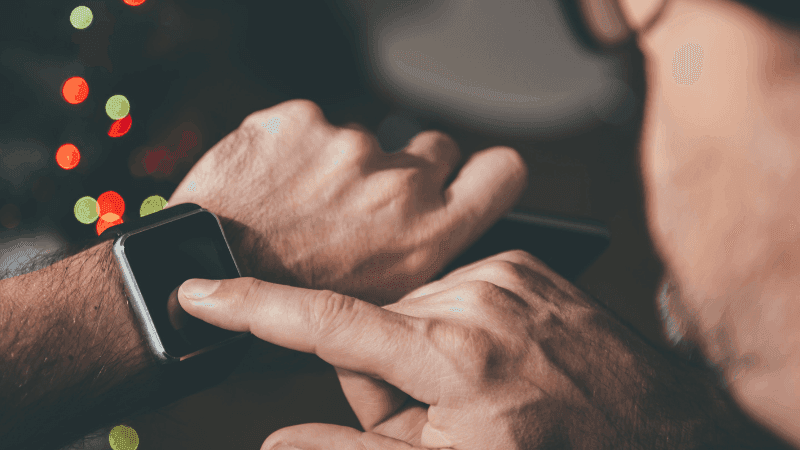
[{"xmin": 0, "ymin": 0, "xmax": 667, "ymax": 449}]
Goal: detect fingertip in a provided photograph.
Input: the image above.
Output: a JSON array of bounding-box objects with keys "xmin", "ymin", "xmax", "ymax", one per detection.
[
  {"xmin": 486, "ymin": 145, "xmax": 529, "ymax": 195},
  {"xmin": 445, "ymin": 145, "xmax": 528, "ymax": 214}
]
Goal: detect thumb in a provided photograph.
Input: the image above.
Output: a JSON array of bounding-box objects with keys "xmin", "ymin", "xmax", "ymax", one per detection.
[{"xmin": 260, "ymin": 423, "xmax": 432, "ymax": 450}]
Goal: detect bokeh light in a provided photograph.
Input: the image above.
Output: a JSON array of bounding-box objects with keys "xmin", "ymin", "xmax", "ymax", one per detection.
[
  {"xmin": 102, "ymin": 212, "xmax": 120, "ymax": 222},
  {"xmin": 56, "ymin": 143, "xmax": 81, "ymax": 170},
  {"xmin": 97, "ymin": 215, "xmax": 124, "ymax": 235},
  {"xmin": 123, "ymin": 0, "xmax": 147, "ymax": 5},
  {"xmin": 0, "ymin": 203, "xmax": 21, "ymax": 229},
  {"xmin": 70, "ymin": 6, "xmax": 93, "ymax": 29},
  {"xmin": 140, "ymin": 195, "xmax": 168, "ymax": 217},
  {"xmin": 96, "ymin": 191, "xmax": 125, "ymax": 223},
  {"xmin": 109, "ymin": 425, "xmax": 139, "ymax": 450},
  {"xmin": 175, "ymin": 130, "xmax": 197, "ymax": 157},
  {"xmin": 74, "ymin": 196, "xmax": 99, "ymax": 224},
  {"xmin": 106, "ymin": 95, "xmax": 130, "ymax": 120},
  {"xmin": 62, "ymin": 77, "xmax": 89, "ymax": 104},
  {"xmin": 108, "ymin": 114, "xmax": 132, "ymax": 137},
  {"xmin": 144, "ymin": 146, "xmax": 168, "ymax": 174},
  {"xmin": 143, "ymin": 130, "xmax": 198, "ymax": 175}
]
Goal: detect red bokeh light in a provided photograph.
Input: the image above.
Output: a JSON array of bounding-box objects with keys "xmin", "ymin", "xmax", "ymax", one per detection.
[
  {"xmin": 97, "ymin": 215, "xmax": 124, "ymax": 236},
  {"xmin": 142, "ymin": 130, "xmax": 198, "ymax": 175},
  {"xmin": 144, "ymin": 147, "xmax": 168, "ymax": 174},
  {"xmin": 96, "ymin": 191, "xmax": 125, "ymax": 222},
  {"xmin": 123, "ymin": 0, "xmax": 147, "ymax": 5},
  {"xmin": 108, "ymin": 114, "xmax": 132, "ymax": 137},
  {"xmin": 62, "ymin": 77, "xmax": 89, "ymax": 104},
  {"xmin": 56, "ymin": 143, "xmax": 81, "ymax": 170},
  {"xmin": 175, "ymin": 130, "xmax": 197, "ymax": 158}
]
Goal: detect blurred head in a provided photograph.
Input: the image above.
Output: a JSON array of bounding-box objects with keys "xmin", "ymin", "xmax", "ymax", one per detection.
[{"xmin": 612, "ymin": 0, "xmax": 800, "ymax": 440}]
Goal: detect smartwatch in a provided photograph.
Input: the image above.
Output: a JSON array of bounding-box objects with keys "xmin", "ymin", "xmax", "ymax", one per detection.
[{"xmin": 99, "ymin": 202, "xmax": 253, "ymax": 409}]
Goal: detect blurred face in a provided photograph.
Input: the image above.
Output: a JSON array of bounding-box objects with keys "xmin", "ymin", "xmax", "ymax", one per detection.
[{"xmin": 627, "ymin": 0, "xmax": 800, "ymax": 437}]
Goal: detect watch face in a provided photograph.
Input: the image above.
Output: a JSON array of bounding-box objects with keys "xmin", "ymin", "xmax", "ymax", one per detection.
[{"xmin": 122, "ymin": 210, "xmax": 243, "ymax": 359}]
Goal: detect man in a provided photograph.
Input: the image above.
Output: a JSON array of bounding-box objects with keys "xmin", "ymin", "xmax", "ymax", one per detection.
[
  {"xmin": 173, "ymin": 0, "xmax": 800, "ymax": 448},
  {"xmin": 2, "ymin": 0, "xmax": 798, "ymax": 450}
]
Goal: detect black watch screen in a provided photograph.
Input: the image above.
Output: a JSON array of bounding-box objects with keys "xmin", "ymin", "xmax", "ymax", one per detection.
[{"xmin": 121, "ymin": 209, "xmax": 245, "ymax": 359}]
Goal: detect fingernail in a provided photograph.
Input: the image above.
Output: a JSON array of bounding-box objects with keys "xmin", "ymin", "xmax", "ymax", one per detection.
[
  {"xmin": 271, "ymin": 445, "xmax": 303, "ymax": 450},
  {"xmin": 181, "ymin": 279, "xmax": 220, "ymax": 299}
]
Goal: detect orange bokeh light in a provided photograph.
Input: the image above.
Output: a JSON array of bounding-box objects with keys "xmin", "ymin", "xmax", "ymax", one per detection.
[
  {"xmin": 123, "ymin": 0, "xmax": 147, "ymax": 5},
  {"xmin": 97, "ymin": 215, "xmax": 124, "ymax": 235},
  {"xmin": 56, "ymin": 143, "xmax": 81, "ymax": 170},
  {"xmin": 108, "ymin": 114, "xmax": 132, "ymax": 137},
  {"xmin": 96, "ymin": 191, "xmax": 125, "ymax": 222},
  {"xmin": 62, "ymin": 77, "xmax": 89, "ymax": 104}
]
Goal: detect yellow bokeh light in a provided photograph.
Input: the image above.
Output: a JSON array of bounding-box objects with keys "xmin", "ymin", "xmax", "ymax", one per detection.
[
  {"xmin": 109, "ymin": 425, "xmax": 139, "ymax": 450},
  {"xmin": 70, "ymin": 6, "xmax": 93, "ymax": 30},
  {"xmin": 140, "ymin": 195, "xmax": 168, "ymax": 217},
  {"xmin": 74, "ymin": 196, "xmax": 99, "ymax": 224},
  {"xmin": 106, "ymin": 95, "xmax": 131, "ymax": 120}
]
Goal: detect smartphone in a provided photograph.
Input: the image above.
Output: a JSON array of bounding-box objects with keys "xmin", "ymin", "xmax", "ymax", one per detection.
[{"xmin": 435, "ymin": 210, "xmax": 611, "ymax": 282}]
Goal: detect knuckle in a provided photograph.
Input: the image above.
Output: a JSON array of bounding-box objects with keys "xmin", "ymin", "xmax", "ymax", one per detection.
[
  {"xmin": 241, "ymin": 99, "xmax": 327, "ymax": 128},
  {"xmin": 335, "ymin": 127, "xmax": 377, "ymax": 160},
  {"xmin": 340, "ymin": 121, "xmax": 371, "ymax": 134},
  {"xmin": 308, "ymin": 289, "xmax": 360, "ymax": 341},
  {"xmin": 282, "ymin": 98, "xmax": 326, "ymax": 120},
  {"xmin": 480, "ymin": 260, "xmax": 528, "ymax": 285},
  {"xmin": 419, "ymin": 129, "xmax": 458, "ymax": 149},
  {"xmin": 431, "ymin": 322, "xmax": 501, "ymax": 384},
  {"xmin": 498, "ymin": 249, "xmax": 542, "ymax": 267},
  {"xmin": 460, "ymin": 279, "xmax": 502, "ymax": 298},
  {"xmin": 239, "ymin": 277, "xmax": 262, "ymax": 313}
]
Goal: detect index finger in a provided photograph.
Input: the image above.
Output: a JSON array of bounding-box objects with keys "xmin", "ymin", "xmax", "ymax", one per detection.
[{"xmin": 178, "ymin": 277, "xmax": 444, "ymax": 406}]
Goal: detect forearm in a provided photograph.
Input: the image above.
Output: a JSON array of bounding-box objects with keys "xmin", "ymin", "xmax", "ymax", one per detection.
[{"xmin": 0, "ymin": 239, "xmax": 160, "ymax": 450}]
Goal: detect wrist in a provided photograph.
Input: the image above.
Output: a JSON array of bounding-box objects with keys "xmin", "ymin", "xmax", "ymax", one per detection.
[
  {"xmin": 211, "ymin": 210, "xmax": 302, "ymax": 286},
  {"xmin": 0, "ymin": 239, "xmax": 160, "ymax": 450}
]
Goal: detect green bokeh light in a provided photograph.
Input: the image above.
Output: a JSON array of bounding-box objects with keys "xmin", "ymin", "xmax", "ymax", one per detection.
[
  {"xmin": 74, "ymin": 196, "xmax": 98, "ymax": 224},
  {"xmin": 70, "ymin": 6, "xmax": 93, "ymax": 30},
  {"xmin": 109, "ymin": 425, "xmax": 139, "ymax": 450},
  {"xmin": 140, "ymin": 195, "xmax": 168, "ymax": 217},
  {"xmin": 106, "ymin": 95, "xmax": 130, "ymax": 120}
]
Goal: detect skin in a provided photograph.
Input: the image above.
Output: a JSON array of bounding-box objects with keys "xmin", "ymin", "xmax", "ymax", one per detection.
[
  {"xmin": 174, "ymin": 0, "xmax": 800, "ymax": 448},
  {"xmin": 622, "ymin": 0, "xmax": 800, "ymax": 444},
  {"xmin": 0, "ymin": 98, "xmax": 526, "ymax": 450},
  {"xmin": 166, "ymin": 99, "xmax": 528, "ymax": 306},
  {"xmin": 8, "ymin": 0, "xmax": 799, "ymax": 446},
  {"xmin": 180, "ymin": 251, "xmax": 748, "ymax": 449}
]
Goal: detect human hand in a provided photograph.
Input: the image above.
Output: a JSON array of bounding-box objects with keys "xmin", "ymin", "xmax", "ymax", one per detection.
[
  {"xmin": 177, "ymin": 250, "xmax": 742, "ymax": 450},
  {"xmin": 166, "ymin": 99, "xmax": 527, "ymax": 305}
]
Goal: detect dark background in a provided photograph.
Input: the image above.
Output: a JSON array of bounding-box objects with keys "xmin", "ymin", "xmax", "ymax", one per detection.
[{"xmin": 1, "ymin": 0, "xmax": 671, "ymax": 449}]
